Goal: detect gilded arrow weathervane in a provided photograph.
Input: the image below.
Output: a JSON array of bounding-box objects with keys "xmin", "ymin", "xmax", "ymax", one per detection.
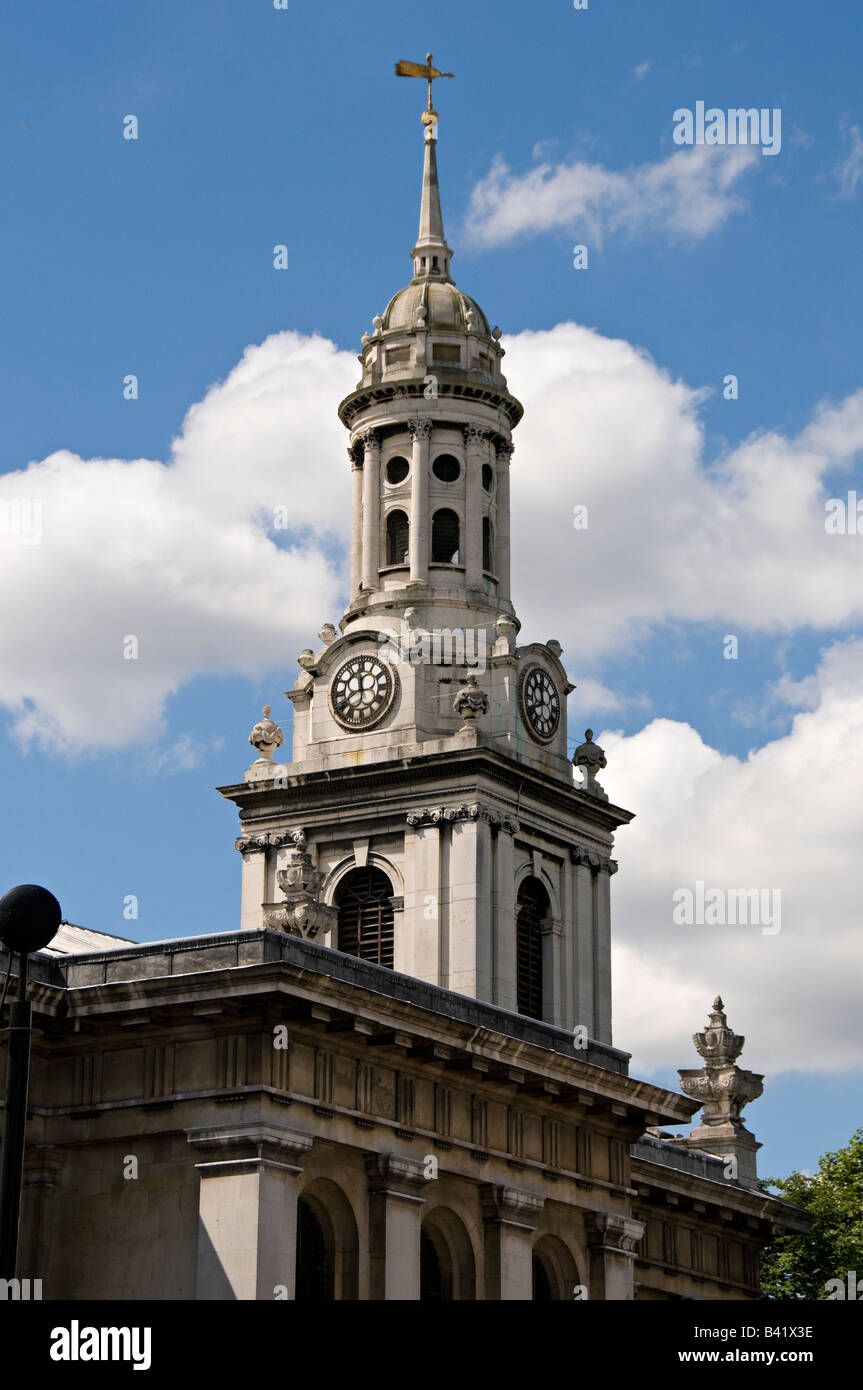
[{"xmin": 395, "ymin": 52, "xmax": 454, "ymax": 113}]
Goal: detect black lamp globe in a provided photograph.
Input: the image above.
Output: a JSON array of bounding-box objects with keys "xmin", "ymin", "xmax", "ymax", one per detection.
[{"xmin": 0, "ymin": 884, "xmax": 62, "ymax": 954}]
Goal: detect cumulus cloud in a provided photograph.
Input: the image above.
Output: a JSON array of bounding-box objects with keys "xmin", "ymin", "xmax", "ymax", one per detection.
[
  {"xmin": 605, "ymin": 637, "xmax": 863, "ymax": 1077},
  {"xmin": 464, "ymin": 144, "xmax": 759, "ymax": 248},
  {"xmin": 504, "ymin": 322, "xmax": 863, "ymax": 663},
  {"xmin": 3, "ymin": 318, "xmax": 863, "ymax": 754},
  {"xmin": 0, "ymin": 332, "xmax": 357, "ymax": 752}
]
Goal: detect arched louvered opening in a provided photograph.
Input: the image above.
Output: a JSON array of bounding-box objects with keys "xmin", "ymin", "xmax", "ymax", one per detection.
[
  {"xmin": 431, "ymin": 508, "xmax": 460, "ymax": 564},
  {"xmin": 386, "ymin": 509, "xmax": 409, "ymax": 565},
  {"xmin": 482, "ymin": 516, "xmax": 494, "ymax": 572},
  {"xmin": 296, "ymin": 1198, "xmax": 332, "ymax": 1300},
  {"xmin": 516, "ymin": 876, "xmax": 548, "ymax": 1020},
  {"xmin": 336, "ymin": 866, "xmax": 394, "ymax": 969}
]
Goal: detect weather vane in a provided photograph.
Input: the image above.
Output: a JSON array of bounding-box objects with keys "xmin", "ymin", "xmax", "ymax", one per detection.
[{"xmin": 395, "ymin": 52, "xmax": 454, "ymax": 116}]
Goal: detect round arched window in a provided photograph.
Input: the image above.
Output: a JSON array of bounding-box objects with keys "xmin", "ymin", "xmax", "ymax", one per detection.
[
  {"xmin": 431, "ymin": 509, "xmax": 460, "ymax": 564},
  {"xmin": 482, "ymin": 463, "xmax": 494, "ymax": 493},
  {"xmin": 432, "ymin": 454, "xmax": 460, "ymax": 483}
]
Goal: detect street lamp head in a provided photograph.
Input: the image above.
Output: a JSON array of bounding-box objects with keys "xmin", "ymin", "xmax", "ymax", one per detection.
[{"xmin": 0, "ymin": 884, "xmax": 62, "ymax": 954}]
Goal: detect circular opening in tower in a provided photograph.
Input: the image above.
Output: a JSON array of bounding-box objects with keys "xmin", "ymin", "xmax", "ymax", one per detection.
[
  {"xmin": 432, "ymin": 454, "xmax": 460, "ymax": 483},
  {"xmin": 386, "ymin": 456, "xmax": 410, "ymax": 485}
]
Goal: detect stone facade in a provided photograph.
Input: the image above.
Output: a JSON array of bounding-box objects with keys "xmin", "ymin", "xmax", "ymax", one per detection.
[{"xmin": 3, "ymin": 934, "xmax": 810, "ymax": 1300}]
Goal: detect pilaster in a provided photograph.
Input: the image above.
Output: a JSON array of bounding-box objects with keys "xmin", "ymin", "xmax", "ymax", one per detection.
[
  {"xmin": 187, "ymin": 1123, "xmax": 312, "ymax": 1300},
  {"xmin": 365, "ymin": 1153, "xmax": 426, "ymax": 1300},
  {"xmin": 481, "ymin": 1184, "xmax": 545, "ymax": 1300}
]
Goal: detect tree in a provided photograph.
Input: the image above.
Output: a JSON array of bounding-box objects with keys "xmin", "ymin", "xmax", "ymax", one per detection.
[{"xmin": 759, "ymin": 1127, "xmax": 863, "ymax": 1299}]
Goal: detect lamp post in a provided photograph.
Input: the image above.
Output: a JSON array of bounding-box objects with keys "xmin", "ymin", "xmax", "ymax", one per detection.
[{"xmin": 0, "ymin": 884, "xmax": 62, "ymax": 1279}]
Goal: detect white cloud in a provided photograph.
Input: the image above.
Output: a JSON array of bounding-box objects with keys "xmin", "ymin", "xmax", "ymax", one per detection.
[
  {"xmin": 833, "ymin": 120, "xmax": 863, "ymax": 199},
  {"xmin": 604, "ymin": 638, "xmax": 863, "ymax": 1077},
  {"xmin": 3, "ymin": 319, "xmax": 863, "ymax": 753},
  {"xmin": 0, "ymin": 331, "xmax": 357, "ymax": 752},
  {"xmin": 633, "ymin": 61, "xmax": 651, "ymax": 81},
  {"xmin": 464, "ymin": 144, "xmax": 758, "ymax": 248},
  {"xmin": 504, "ymin": 322, "xmax": 863, "ymax": 661}
]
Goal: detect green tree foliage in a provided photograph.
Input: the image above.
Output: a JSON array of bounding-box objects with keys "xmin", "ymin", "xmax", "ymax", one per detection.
[{"xmin": 759, "ymin": 1127, "xmax": 863, "ymax": 1299}]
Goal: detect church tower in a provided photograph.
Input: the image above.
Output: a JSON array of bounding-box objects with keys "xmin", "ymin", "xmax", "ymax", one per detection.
[{"xmin": 220, "ymin": 92, "xmax": 633, "ymax": 1045}]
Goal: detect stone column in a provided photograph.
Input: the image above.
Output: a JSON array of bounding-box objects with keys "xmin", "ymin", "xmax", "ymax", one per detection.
[
  {"xmin": 584, "ymin": 1212, "xmax": 644, "ymax": 1301},
  {"xmin": 494, "ymin": 441, "xmax": 514, "ymax": 605},
  {"xmin": 481, "ymin": 1185, "xmax": 545, "ymax": 1300},
  {"xmin": 360, "ymin": 429, "xmax": 381, "ymax": 591},
  {"xmin": 365, "ymin": 1154, "xmax": 426, "ymax": 1300},
  {"xmin": 349, "ymin": 450, "xmax": 363, "ymax": 596},
  {"xmin": 402, "ymin": 812, "xmax": 442, "ymax": 984},
  {"xmin": 463, "ymin": 425, "xmax": 487, "ymax": 590},
  {"xmin": 237, "ymin": 836, "xmax": 268, "ymax": 933},
  {"xmin": 572, "ymin": 848, "xmax": 595, "ymax": 1038},
  {"xmin": 408, "ymin": 419, "xmax": 432, "ymax": 584},
  {"xmin": 594, "ymin": 861, "xmax": 615, "ymax": 1045},
  {"xmin": 492, "ymin": 817, "xmax": 518, "ymax": 1011},
  {"xmin": 187, "ymin": 1123, "xmax": 312, "ymax": 1300}
]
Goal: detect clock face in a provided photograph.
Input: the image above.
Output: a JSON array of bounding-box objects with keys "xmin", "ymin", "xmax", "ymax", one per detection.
[
  {"xmin": 520, "ymin": 665, "xmax": 560, "ymax": 743},
  {"xmin": 330, "ymin": 654, "xmax": 398, "ymax": 730}
]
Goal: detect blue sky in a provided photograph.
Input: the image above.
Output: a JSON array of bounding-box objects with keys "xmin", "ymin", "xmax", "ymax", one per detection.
[{"xmin": 2, "ymin": 0, "xmax": 862, "ymax": 1179}]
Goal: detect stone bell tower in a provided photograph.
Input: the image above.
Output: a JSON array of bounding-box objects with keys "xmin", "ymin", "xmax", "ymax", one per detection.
[{"xmin": 219, "ymin": 94, "xmax": 634, "ymax": 1044}]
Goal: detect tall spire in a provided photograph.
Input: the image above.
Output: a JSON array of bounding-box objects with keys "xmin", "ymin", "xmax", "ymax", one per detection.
[
  {"xmin": 396, "ymin": 53, "xmax": 455, "ymax": 282},
  {"xmin": 410, "ymin": 110, "xmax": 454, "ymax": 281}
]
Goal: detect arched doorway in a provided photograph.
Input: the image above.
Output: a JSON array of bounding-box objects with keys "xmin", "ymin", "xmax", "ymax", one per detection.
[
  {"xmin": 420, "ymin": 1229, "xmax": 446, "ymax": 1301},
  {"xmin": 295, "ymin": 1179, "xmax": 360, "ymax": 1301},
  {"xmin": 296, "ymin": 1197, "xmax": 331, "ymax": 1300},
  {"xmin": 420, "ymin": 1208, "xmax": 477, "ymax": 1300}
]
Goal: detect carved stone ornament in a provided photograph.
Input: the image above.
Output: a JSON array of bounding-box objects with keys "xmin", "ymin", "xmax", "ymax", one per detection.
[
  {"xmin": 264, "ymin": 847, "xmax": 337, "ymax": 941},
  {"xmin": 408, "ymin": 418, "xmax": 434, "ymax": 441},
  {"xmin": 407, "ymin": 804, "xmax": 518, "ymax": 834},
  {"xmin": 248, "ymin": 705, "xmax": 284, "ymax": 761},
  {"xmin": 678, "ymin": 997, "xmax": 764, "ymax": 1126},
  {"xmin": 573, "ymin": 728, "xmax": 608, "ymax": 801},
  {"xmin": 570, "ymin": 844, "xmax": 617, "ymax": 874},
  {"xmin": 453, "ymin": 674, "xmax": 488, "ymax": 729}
]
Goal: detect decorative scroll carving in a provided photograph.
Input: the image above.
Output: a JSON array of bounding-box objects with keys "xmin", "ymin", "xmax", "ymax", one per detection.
[
  {"xmin": 570, "ymin": 845, "xmax": 616, "ymax": 874},
  {"xmin": 407, "ymin": 803, "xmax": 518, "ymax": 833}
]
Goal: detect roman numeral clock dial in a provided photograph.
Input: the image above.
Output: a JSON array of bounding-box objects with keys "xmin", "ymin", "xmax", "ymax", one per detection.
[
  {"xmin": 329, "ymin": 655, "xmax": 399, "ymax": 730},
  {"xmin": 520, "ymin": 665, "xmax": 560, "ymax": 743}
]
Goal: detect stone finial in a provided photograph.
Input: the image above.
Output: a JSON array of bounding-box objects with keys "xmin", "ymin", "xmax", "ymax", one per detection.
[
  {"xmin": 453, "ymin": 675, "xmax": 488, "ymax": 730},
  {"xmin": 547, "ymin": 639, "xmax": 563, "ymax": 658},
  {"xmin": 678, "ymin": 997, "xmax": 764, "ymax": 1187},
  {"xmin": 573, "ymin": 729, "xmax": 608, "ymax": 800},
  {"xmin": 494, "ymin": 613, "xmax": 518, "ymax": 655},
  {"xmin": 318, "ymin": 623, "xmax": 337, "ymax": 645},
  {"xmin": 248, "ymin": 705, "xmax": 284, "ymax": 761},
  {"xmin": 297, "ymin": 649, "xmax": 316, "ymax": 669},
  {"xmin": 404, "ymin": 606, "xmax": 421, "ymax": 629}
]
